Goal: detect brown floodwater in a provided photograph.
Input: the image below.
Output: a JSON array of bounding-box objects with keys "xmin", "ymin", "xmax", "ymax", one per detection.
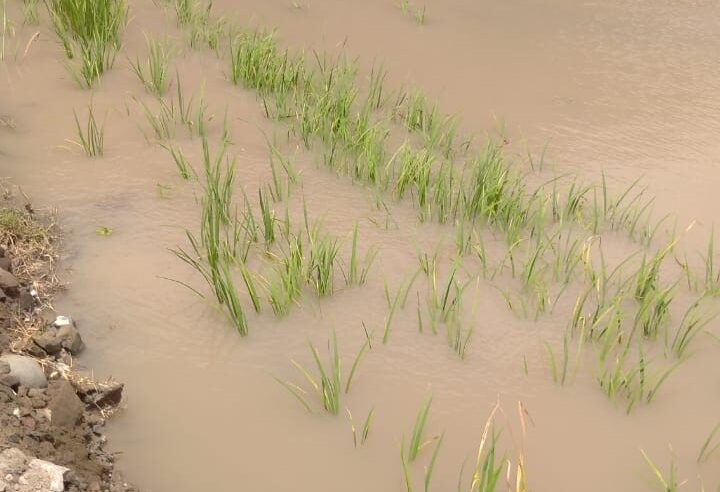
[{"xmin": 1, "ymin": 0, "xmax": 719, "ymax": 490}]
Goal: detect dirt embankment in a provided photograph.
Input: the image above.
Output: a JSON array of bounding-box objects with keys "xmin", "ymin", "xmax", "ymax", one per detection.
[{"xmin": 0, "ymin": 196, "xmax": 135, "ymax": 492}]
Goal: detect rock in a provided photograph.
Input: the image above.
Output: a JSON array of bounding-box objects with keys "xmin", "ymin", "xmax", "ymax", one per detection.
[
  {"xmin": 0, "ymin": 257, "xmax": 10, "ymax": 272},
  {"xmin": 47, "ymin": 380, "xmax": 84, "ymax": 428},
  {"xmin": 0, "ymin": 448, "xmax": 28, "ymax": 476},
  {"xmin": 0, "ymin": 355, "xmax": 47, "ymax": 388},
  {"xmin": 18, "ymin": 459, "xmax": 68, "ymax": 492},
  {"xmin": 51, "ymin": 316, "xmax": 73, "ymax": 328},
  {"xmin": 0, "ymin": 270, "xmax": 19, "ymax": 298},
  {"xmin": 56, "ymin": 324, "xmax": 84, "ymax": 354},
  {"xmin": 16, "ymin": 290, "xmax": 33, "ymax": 311},
  {"xmin": 32, "ymin": 332, "xmax": 62, "ymax": 356}
]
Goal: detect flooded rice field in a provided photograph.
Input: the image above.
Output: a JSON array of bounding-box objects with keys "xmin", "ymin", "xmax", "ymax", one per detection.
[{"xmin": 1, "ymin": 0, "xmax": 720, "ymax": 490}]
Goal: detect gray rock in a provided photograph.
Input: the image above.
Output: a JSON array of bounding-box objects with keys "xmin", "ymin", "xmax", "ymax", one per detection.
[
  {"xmin": 16, "ymin": 290, "xmax": 33, "ymax": 311},
  {"xmin": 18, "ymin": 459, "xmax": 68, "ymax": 492},
  {"xmin": 0, "ymin": 257, "xmax": 11, "ymax": 272},
  {"xmin": 56, "ymin": 324, "xmax": 84, "ymax": 354},
  {"xmin": 0, "ymin": 448, "xmax": 28, "ymax": 476},
  {"xmin": 31, "ymin": 332, "xmax": 61, "ymax": 356},
  {"xmin": 0, "ymin": 270, "xmax": 19, "ymax": 298},
  {"xmin": 48, "ymin": 380, "xmax": 84, "ymax": 428},
  {"xmin": 0, "ymin": 355, "xmax": 47, "ymax": 388}
]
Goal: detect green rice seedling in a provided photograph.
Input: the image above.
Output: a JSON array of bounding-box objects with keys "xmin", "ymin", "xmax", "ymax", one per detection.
[
  {"xmin": 460, "ymin": 407, "xmax": 504, "ymax": 492},
  {"xmin": 345, "ymin": 330, "xmax": 372, "ymax": 393},
  {"xmin": 640, "ymin": 449, "xmax": 679, "ymax": 492},
  {"xmin": 305, "ymin": 220, "xmax": 340, "ymax": 296},
  {"xmin": 22, "ymin": 0, "xmax": 40, "ymax": 25},
  {"xmin": 366, "ymin": 65, "xmax": 387, "ymax": 111},
  {"xmin": 265, "ymin": 234, "xmax": 304, "ymax": 316},
  {"xmin": 345, "ymin": 223, "xmax": 377, "ymax": 286},
  {"xmin": 698, "ymin": 422, "xmax": 720, "ymax": 462},
  {"xmin": 265, "ymin": 138, "xmax": 298, "ymax": 201},
  {"xmin": 171, "ymin": 232, "xmax": 249, "ymax": 335},
  {"xmin": 200, "ymin": 134, "xmax": 234, "ymax": 224},
  {"xmin": 136, "ymin": 96, "xmax": 177, "ymax": 141},
  {"xmin": 597, "ymin": 343, "xmax": 683, "ymax": 413},
  {"xmin": 703, "ymin": 227, "xmax": 720, "ymax": 295},
  {"xmin": 544, "ymin": 335, "xmax": 569, "ymax": 385},
  {"xmin": 289, "ymin": 332, "xmax": 341, "ymax": 414},
  {"xmin": 173, "ymin": 0, "xmax": 194, "ymax": 26},
  {"xmin": 347, "ymin": 407, "xmax": 375, "ymax": 448},
  {"xmin": 383, "ymin": 278, "xmax": 404, "ymax": 343},
  {"xmin": 239, "ymin": 189, "xmax": 258, "ymax": 243},
  {"xmin": 400, "ymin": 437, "xmax": 414, "ymax": 492},
  {"xmin": 237, "ymin": 259, "xmax": 261, "ymax": 313},
  {"xmin": 72, "ymin": 105, "xmax": 105, "ymax": 157},
  {"xmin": 414, "ymin": 6, "xmax": 426, "ymax": 24},
  {"xmin": 229, "ymin": 30, "xmax": 305, "ymax": 96},
  {"xmin": 203, "ymin": 16, "xmax": 228, "ymax": 55},
  {"xmin": 631, "ymin": 282, "xmax": 676, "ymax": 341},
  {"xmin": 669, "ymin": 297, "xmax": 718, "ymax": 358},
  {"xmin": 424, "ymin": 432, "xmax": 443, "ymax": 492},
  {"xmin": 634, "ymin": 239, "xmax": 677, "ymax": 303},
  {"xmin": 130, "ymin": 35, "xmax": 171, "ymax": 96},
  {"xmin": 407, "ymin": 395, "xmax": 435, "ymax": 462},
  {"xmin": 552, "ymin": 179, "xmax": 591, "ymax": 225},
  {"xmin": 397, "ymin": 90, "xmax": 439, "ymax": 135},
  {"xmin": 258, "ymin": 188, "xmax": 276, "ymax": 245},
  {"xmin": 46, "ymin": 0, "xmax": 128, "ymax": 87},
  {"xmin": 417, "ymin": 248, "xmax": 439, "ymax": 277},
  {"xmin": 159, "ymin": 142, "xmax": 194, "ymax": 179},
  {"xmin": 277, "ymin": 330, "xmax": 366, "ymax": 415},
  {"xmin": 399, "ymin": 0, "xmax": 410, "ymax": 13},
  {"xmin": 186, "ymin": 2, "xmax": 211, "ymax": 49}
]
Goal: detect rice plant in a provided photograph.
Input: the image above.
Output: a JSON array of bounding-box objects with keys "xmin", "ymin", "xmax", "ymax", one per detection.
[
  {"xmin": 347, "ymin": 407, "xmax": 375, "ymax": 448},
  {"xmin": 46, "ymin": 0, "xmax": 128, "ymax": 87},
  {"xmin": 258, "ymin": 188, "xmax": 276, "ymax": 245},
  {"xmin": 698, "ymin": 422, "xmax": 720, "ymax": 463},
  {"xmin": 275, "ymin": 330, "xmax": 369, "ymax": 415},
  {"xmin": 456, "ymin": 406, "xmax": 505, "ymax": 492},
  {"xmin": 407, "ymin": 395, "xmax": 435, "ymax": 462},
  {"xmin": 159, "ymin": 142, "xmax": 195, "ymax": 180},
  {"xmin": 130, "ymin": 35, "xmax": 171, "ymax": 96},
  {"xmin": 413, "ymin": 6, "xmax": 426, "ymax": 24},
  {"xmin": 136, "ymin": 96, "xmax": 177, "ymax": 141},
  {"xmin": 640, "ymin": 449, "xmax": 679, "ymax": 492},
  {"xmin": 305, "ymin": 219, "xmax": 340, "ymax": 296},
  {"xmin": 669, "ymin": 298, "xmax": 718, "ymax": 358},
  {"xmin": 703, "ymin": 227, "xmax": 720, "ymax": 295},
  {"xmin": 170, "ymin": 232, "xmax": 249, "ymax": 335},
  {"xmin": 72, "ymin": 105, "xmax": 105, "ymax": 157},
  {"xmin": 265, "ymin": 235, "xmax": 303, "ymax": 317},
  {"xmin": 345, "ymin": 223, "xmax": 377, "ymax": 286},
  {"xmin": 22, "ymin": 0, "xmax": 40, "ymax": 25}
]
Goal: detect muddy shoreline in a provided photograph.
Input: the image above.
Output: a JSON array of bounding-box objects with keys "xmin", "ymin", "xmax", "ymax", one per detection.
[{"xmin": 0, "ymin": 195, "xmax": 133, "ymax": 492}]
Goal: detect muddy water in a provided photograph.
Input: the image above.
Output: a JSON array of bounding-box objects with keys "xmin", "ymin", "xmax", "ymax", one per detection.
[{"xmin": 2, "ymin": 0, "xmax": 720, "ymax": 491}]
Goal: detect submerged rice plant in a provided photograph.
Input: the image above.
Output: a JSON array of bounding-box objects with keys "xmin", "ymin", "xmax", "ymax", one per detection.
[
  {"xmin": 347, "ymin": 407, "xmax": 375, "ymax": 448},
  {"xmin": 345, "ymin": 223, "xmax": 377, "ymax": 286},
  {"xmin": 275, "ymin": 330, "xmax": 369, "ymax": 415},
  {"xmin": 640, "ymin": 449, "xmax": 679, "ymax": 492},
  {"xmin": 72, "ymin": 105, "xmax": 105, "ymax": 157},
  {"xmin": 22, "ymin": 0, "xmax": 40, "ymax": 25},
  {"xmin": 46, "ymin": 0, "xmax": 128, "ymax": 87},
  {"xmin": 130, "ymin": 35, "xmax": 172, "ymax": 96},
  {"xmin": 305, "ymin": 219, "xmax": 340, "ymax": 296},
  {"xmin": 407, "ymin": 395, "xmax": 435, "ymax": 462}
]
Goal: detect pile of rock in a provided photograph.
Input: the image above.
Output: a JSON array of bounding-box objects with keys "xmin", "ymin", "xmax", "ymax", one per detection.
[{"xmin": 0, "ymin": 244, "xmax": 132, "ymax": 491}]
